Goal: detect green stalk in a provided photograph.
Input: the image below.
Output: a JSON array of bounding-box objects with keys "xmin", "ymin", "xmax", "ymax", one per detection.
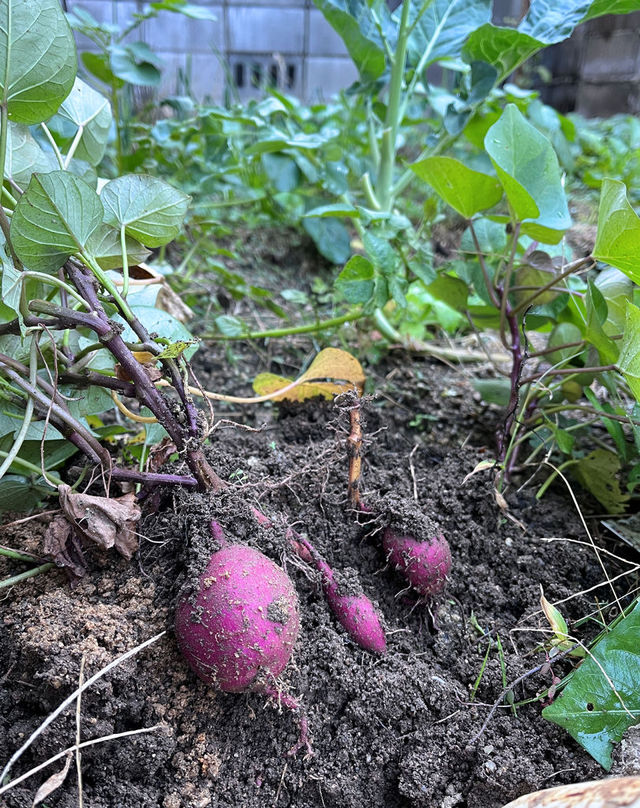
[
  {"xmin": 120, "ymin": 225, "xmax": 130, "ymax": 297},
  {"xmin": 376, "ymin": 0, "xmax": 412, "ymax": 211},
  {"xmin": 80, "ymin": 253, "xmax": 136, "ymax": 324},
  {"xmin": 0, "ymin": 449, "xmax": 63, "ymax": 486},
  {"xmin": 0, "ymin": 545, "xmax": 46, "ymax": 563},
  {"xmin": 0, "ymin": 563, "xmax": 55, "ymax": 590},
  {"xmin": 202, "ymin": 310, "xmax": 362, "ymax": 341},
  {"xmin": 0, "ymin": 336, "xmax": 37, "ymax": 482}
]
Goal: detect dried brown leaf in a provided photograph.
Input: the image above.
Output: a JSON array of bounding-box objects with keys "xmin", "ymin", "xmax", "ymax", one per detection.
[
  {"xmin": 43, "ymin": 514, "xmax": 87, "ymax": 579},
  {"xmin": 58, "ymin": 484, "xmax": 141, "ymax": 560},
  {"xmin": 32, "ymin": 752, "xmax": 72, "ymax": 806}
]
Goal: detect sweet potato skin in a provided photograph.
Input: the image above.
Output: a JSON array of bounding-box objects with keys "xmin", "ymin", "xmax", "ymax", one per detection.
[{"xmin": 382, "ymin": 530, "xmax": 451, "ymax": 598}]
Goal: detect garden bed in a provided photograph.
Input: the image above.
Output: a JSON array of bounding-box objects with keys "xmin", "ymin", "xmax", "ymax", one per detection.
[{"xmin": 2, "ymin": 322, "xmax": 637, "ymax": 807}]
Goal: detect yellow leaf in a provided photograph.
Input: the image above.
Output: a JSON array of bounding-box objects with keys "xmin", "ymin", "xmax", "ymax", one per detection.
[
  {"xmin": 132, "ymin": 350, "xmax": 156, "ymax": 364},
  {"xmin": 252, "ymin": 348, "xmax": 365, "ymax": 403}
]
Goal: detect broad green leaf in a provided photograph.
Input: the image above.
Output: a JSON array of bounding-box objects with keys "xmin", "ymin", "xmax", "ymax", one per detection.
[
  {"xmin": 336, "ymin": 255, "xmax": 374, "ymax": 304},
  {"xmin": 0, "ymin": 406, "xmax": 64, "ymax": 441},
  {"xmin": 485, "ymin": 105, "xmax": 571, "ymax": 244},
  {"xmin": 464, "ymin": 0, "xmax": 616, "ymax": 81},
  {"xmin": 58, "ymin": 77, "xmax": 112, "ymax": 166},
  {"xmin": 215, "ymin": 314, "xmax": 244, "ymax": 336},
  {"xmin": 411, "ymin": 156, "xmax": 502, "ymax": 218},
  {"xmin": 101, "ymin": 175, "xmax": 189, "ymax": 248},
  {"xmin": 472, "ymin": 378, "xmax": 510, "ymax": 406},
  {"xmin": 464, "ymin": 25, "xmax": 541, "ymax": 83},
  {"xmin": 110, "ymin": 43, "xmax": 162, "ymax": 87},
  {"xmin": 312, "ymin": 0, "xmax": 392, "ymax": 82},
  {"xmin": 619, "ymin": 302, "xmax": 640, "ymax": 403},
  {"xmin": 407, "ymin": 0, "xmax": 492, "ymax": 68},
  {"xmin": 572, "ymin": 448, "xmax": 629, "ymax": 514},
  {"xmin": 584, "ymin": 0, "xmax": 640, "ymax": 20},
  {"xmin": 593, "ymin": 179, "xmax": 640, "ymax": 284},
  {"xmin": 543, "ymin": 599, "xmax": 640, "ymax": 769},
  {"xmin": 0, "ymin": 0, "xmax": 77, "ymax": 124},
  {"xmin": 5, "ymin": 123, "xmax": 56, "ymax": 190},
  {"xmin": 303, "ymin": 217, "xmax": 351, "ymax": 265},
  {"xmin": 0, "ymin": 475, "xmax": 52, "ymax": 513},
  {"xmin": 461, "ymin": 218, "xmax": 507, "ymax": 256},
  {"xmin": 11, "ymin": 171, "xmax": 103, "ymax": 272},
  {"xmin": 1, "ymin": 260, "xmax": 22, "ymax": 327},
  {"xmin": 547, "ymin": 322, "xmax": 584, "ymax": 365},
  {"xmin": 85, "ymin": 224, "xmax": 150, "ymax": 271}
]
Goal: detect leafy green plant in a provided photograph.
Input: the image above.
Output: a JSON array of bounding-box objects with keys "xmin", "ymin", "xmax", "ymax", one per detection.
[
  {"xmin": 412, "ymin": 101, "xmax": 640, "ymax": 507},
  {"xmin": 0, "ymin": 0, "xmax": 227, "ymax": 518},
  {"xmin": 66, "ymin": 0, "xmax": 215, "ymax": 173}
]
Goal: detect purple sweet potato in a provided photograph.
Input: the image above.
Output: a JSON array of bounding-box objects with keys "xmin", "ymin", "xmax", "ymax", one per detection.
[
  {"xmin": 382, "ymin": 529, "xmax": 451, "ymax": 598},
  {"xmin": 292, "ymin": 534, "xmax": 386, "ymax": 655},
  {"xmin": 175, "ymin": 544, "xmax": 300, "ymax": 693}
]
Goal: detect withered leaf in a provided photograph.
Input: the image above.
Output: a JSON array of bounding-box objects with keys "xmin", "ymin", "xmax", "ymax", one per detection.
[
  {"xmin": 58, "ymin": 484, "xmax": 141, "ymax": 560},
  {"xmin": 32, "ymin": 752, "xmax": 72, "ymax": 806},
  {"xmin": 43, "ymin": 514, "xmax": 87, "ymax": 579}
]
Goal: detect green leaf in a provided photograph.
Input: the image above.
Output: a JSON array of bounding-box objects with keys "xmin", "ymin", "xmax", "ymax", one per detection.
[
  {"xmin": 472, "ymin": 377, "xmax": 511, "ymax": 406},
  {"xmin": 593, "ymin": 179, "xmax": 640, "ymax": 284},
  {"xmin": 594, "ymin": 267, "xmax": 633, "ymax": 333},
  {"xmin": 543, "ymin": 599, "xmax": 640, "ymax": 770},
  {"xmin": 0, "ymin": 475, "xmax": 52, "ymax": 513},
  {"xmin": 0, "ymin": 0, "xmax": 77, "ymax": 124},
  {"xmin": 485, "ymin": 104, "xmax": 571, "ymax": 244},
  {"xmin": 336, "ymin": 255, "xmax": 374, "ymax": 304},
  {"xmin": 584, "ymin": 0, "xmax": 640, "ymax": 20},
  {"xmin": 584, "ymin": 281, "xmax": 618, "ymax": 365},
  {"xmin": 58, "ymin": 77, "xmax": 112, "ymax": 166},
  {"xmin": 303, "ymin": 217, "xmax": 351, "ymax": 265},
  {"xmin": 110, "ymin": 43, "xmax": 162, "ymax": 87},
  {"xmin": 5, "ymin": 123, "xmax": 56, "ymax": 190},
  {"xmin": 464, "ymin": 0, "xmax": 615, "ymax": 81},
  {"xmin": 11, "ymin": 171, "xmax": 103, "ymax": 272},
  {"xmin": 312, "ymin": 0, "xmax": 392, "ymax": 82},
  {"xmin": 86, "ymin": 224, "xmax": 150, "ymax": 271},
  {"xmin": 215, "ymin": 314, "xmax": 245, "ymax": 336},
  {"xmin": 572, "ymin": 448, "xmax": 629, "ymax": 514},
  {"xmin": 464, "ymin": 25, "xmax": 541, "ymax": 83},
  {"xmin": 304, "ymin": 203, "xmax": 359, "ymax": 219},
  {"xmin": 101, "ymin": 175, "xmax": 189, "ymax": 248},
  {"xmin": 407, "ymin": 0, "xmax": 492, "ymax": 68},
  {"xmin": 411, "ymin": 156, "xmax": 502, "ymax": 218},
  {"xmin": 619, "ymin": 301, "xmax": 640, "ymax": 403}
]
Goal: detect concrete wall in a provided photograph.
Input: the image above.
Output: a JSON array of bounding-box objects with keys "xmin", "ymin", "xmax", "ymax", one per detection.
[
  {"xmin": 71, "ymin": 0, "xmax": 358, "ymax": 102},
  {"xmin": 539, "ymin": 11, "xmax": 640, "ymax": 116}
]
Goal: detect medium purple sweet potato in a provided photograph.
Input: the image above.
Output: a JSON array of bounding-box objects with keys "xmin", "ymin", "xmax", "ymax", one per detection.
[{"xmin": 175, "ymin": 544, "xmax": 299, "ymax": 693}]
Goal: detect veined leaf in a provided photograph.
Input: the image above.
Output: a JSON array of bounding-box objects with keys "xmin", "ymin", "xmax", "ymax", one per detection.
[
  {"xmin": 407, "ymin": 0, "xmax": 491, "ymax": 68},
  {"xmin": 312, "ymin": 0, "xmax": 393, "ymax": 82},
  {"xmin": 593, "ymin": 179, "xmax": 640, "ymax": 284},
  {"xmin": 5, "ymin": 123, "xmax": 56, "ymax": 190},
  {"xmin": 543, "ymin": 599, "xmax": 640, "ymax": 770},
  {"xmin": 0, "ymin": 0, "xmax": 77, "ymax": 124},
  {"xmin": 584, "ymin": 0, "xmax": 640, "ymax": 19},
  {"xmin": 573, "ymin": 448, "xmax": 629, "ymax": 514},
  {"xmin": 335, "ymin": 255, "xmax": 374, "ymax": 304},
  {"xmin": 411, "ymin": 156, "xmax": 502, "ymax": 218},
  {"xmin": 101, "ymin": 175, "xmax": 189, "ymax": 248},
  {"xmin": 58, "ymin": 77, "xmax": 112, "ymax": 166},
  {"xmin": 253, "ymin": 347, "xmax": 365, "ymax": 402},
  {"xmin": 11, "ymin": 171, "xmax": 103, "ymax": 272},
  {"xmin": 485, "ymin": 104, "xmax": 571, "ymax": 244},
  {"xmin": 86, "ymin": 224, "xmax": 150, "ymax": 271}
]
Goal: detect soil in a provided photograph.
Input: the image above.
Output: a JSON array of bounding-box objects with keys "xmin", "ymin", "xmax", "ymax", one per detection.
[{"xmin": 1, "ymin": 229, "xmax": 639, "ymax": 808}]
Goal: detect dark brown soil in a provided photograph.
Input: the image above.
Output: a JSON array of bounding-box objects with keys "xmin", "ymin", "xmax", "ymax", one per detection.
[{"xmin": 1, "ymin": 230, "xmax": 638, "ymax": 808}]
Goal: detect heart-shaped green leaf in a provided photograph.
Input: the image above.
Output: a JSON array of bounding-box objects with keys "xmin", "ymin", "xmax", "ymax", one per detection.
[
  {"xmin": 335, "ymin": 255, "xmax": 374, "ymax": 304},
  {"xmin": 101, "ymin": 175, "xmax": 189, "ymax": 247},
  {"xmin": 593, "ymin": 179, "xmax": 640, "ymax": 283},
  {"xmin": 485, "ymin": 104, "xmax": 571, "ymax": 243},
  {"xmin": 411, "ymin": 156, "xmax": 502, "ymax": 219},
  {"xmin": 11, "ymin": 171, "xmax": 103, "ymax": 272},
  {"xmin": 85, "ymin": 224, "xmax": 150, "ymax": 271},
  {"xmin": 0, "ymin": 0, "xmax": 77, "ymax": 124},
  {"xmin": 58, "ymin": 78, "xmax": 112, "ymax": 166},
  {"xmin": 543, "ymin": 599, "xmax": 640, "ymax": 770},
  {"xmin": 5, "ymin": 122, "xmax": 56, "ymax": 190}
]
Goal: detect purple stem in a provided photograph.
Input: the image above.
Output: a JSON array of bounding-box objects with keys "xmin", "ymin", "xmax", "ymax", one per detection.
[{"xmin": 498, "ymin": 302, "xmax": 524, "ymax": 463}]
